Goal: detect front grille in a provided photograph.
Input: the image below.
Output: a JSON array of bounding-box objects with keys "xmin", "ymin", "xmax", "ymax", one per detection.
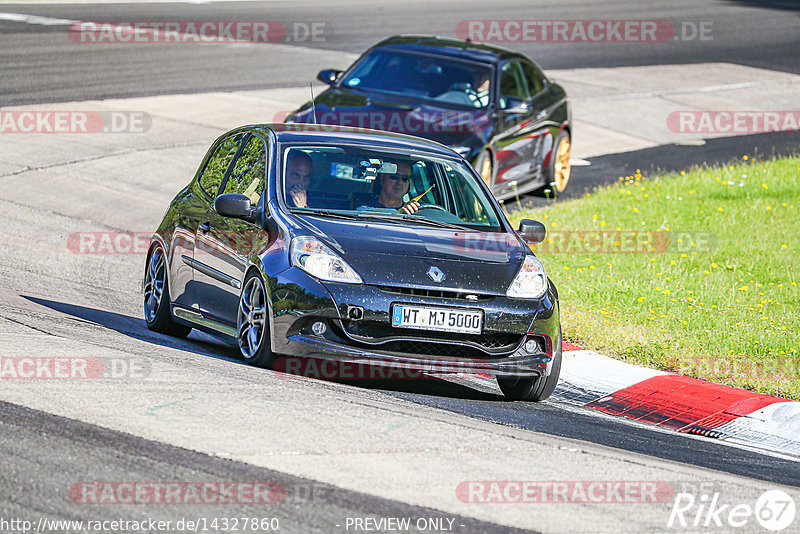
[
  {"xmin": 377, "ymin": 285, "xmax": 493, "ymax": 302},
  {"xmin": 337, "ymin": 319, "xmax": 524, "ymax": 356}
]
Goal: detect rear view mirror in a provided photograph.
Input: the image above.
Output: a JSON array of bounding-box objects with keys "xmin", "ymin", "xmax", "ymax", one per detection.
[
  {"xmin": 215, "ymin": 193, "xmax": 255, "ymax": 221},
  {"xmin": 518, "ymin": 219, "xmax": 546, "ymax": 244},
  {"xmin": 378, "ymin": 162, "xmax": 398, "ymax": 174},
  {"xmin": 317, "ymin": 69, "xmax": 342, "ymax": 85}
]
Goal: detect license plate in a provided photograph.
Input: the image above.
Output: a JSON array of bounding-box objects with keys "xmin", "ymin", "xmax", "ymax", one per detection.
[{"xmin": 391, "ymin": 304, "xmax": 483, "ymax": 335}]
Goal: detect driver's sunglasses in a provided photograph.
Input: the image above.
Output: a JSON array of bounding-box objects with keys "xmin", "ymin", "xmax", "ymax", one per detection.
[{"xmin": 386, "ymin": 173, "xmax": 411, "ymax": 183}]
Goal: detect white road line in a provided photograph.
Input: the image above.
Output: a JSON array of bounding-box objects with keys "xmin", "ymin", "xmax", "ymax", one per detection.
[
  {"xmin": 572, "ymin": 77, "xmax": 800, "ymax": 102},
  {"xmin": 0, "ymin": 13, "xmax": 74, "ymax": 26},
  {"xmin": 0, "ymin": 12, "xmax": 359, "ymax": 56},
  {"xmin": 1, "ymin": 1, "xmax": 225, "ymax": 5}
]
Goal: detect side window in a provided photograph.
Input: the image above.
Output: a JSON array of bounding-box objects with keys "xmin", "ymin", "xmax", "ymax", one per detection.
[
  {"xmin": 198, "ymin": 133, "xmax": 245, "ymax": 196},
  {"xmin": 520, "ymin": 62, "xmax": 546, "ymax": 98},
  {"xmin": 444, "ymin": 165, "xmax": 488, "ymax": 224},
  {"xmin": 498, "ymin": 61, "xmax": 526, "ymax": 107},
  {"xmin": 408, "ymin": 161, "xmax": 443, "ymax": 206},
  {"xmin": 223, "ymin": 135, "xmax": 267, "ymax": 203}
]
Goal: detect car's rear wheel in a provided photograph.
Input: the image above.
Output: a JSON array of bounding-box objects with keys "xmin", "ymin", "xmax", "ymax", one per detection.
[
  {"xmin": 475, "ymin": 150, "xmax": 493, "ymax": 188},
  {"xmin": 543, "ymin": 131, "xmax": 571, "ymax": 195},
  {"xmin": 497, "ymin": 330, "xmax": 562, "ymax": 401},
  {"xmin": 237, "ymin": 271, "xmax": 276, "ymax": 368},
  {"xmin": 143, "ymin": 244, "xmax": 191, "ymax": 338}
]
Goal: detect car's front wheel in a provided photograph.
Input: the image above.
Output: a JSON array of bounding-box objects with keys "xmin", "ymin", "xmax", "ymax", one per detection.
[
  {"xmin": 143, "ymin": 244, "xmax": 191, "ymax": 338},
  {"xmin": 237, "ymin": 271, "xmax": 276, "ymax": 368},
  {"xmin": 497, "ymin": 330, "xmax": 562, "ymax": 401}
]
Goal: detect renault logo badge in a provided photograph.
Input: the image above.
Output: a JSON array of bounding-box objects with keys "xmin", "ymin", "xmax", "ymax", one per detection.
[{"xmin": 427, "ymin": 266, "xmax": 445, "ymax": 283}]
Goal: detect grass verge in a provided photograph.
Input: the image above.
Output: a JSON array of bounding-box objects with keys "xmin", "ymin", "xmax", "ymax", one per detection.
[{"xmin": 507, "ymin": 155, "xmax": 800, "ymax": 399}]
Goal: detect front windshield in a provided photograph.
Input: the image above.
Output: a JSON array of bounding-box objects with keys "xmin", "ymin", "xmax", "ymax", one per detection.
[
  {"xmin": 341, "ymin": 49, "xmax": 492, "ymax": 109},
  {"xmin": 281, "ymin": 145, "xmax": 503, "ymax": 231}
]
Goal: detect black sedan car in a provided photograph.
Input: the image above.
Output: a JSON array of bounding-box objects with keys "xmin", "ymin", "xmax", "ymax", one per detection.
[
  {"xmin": 287, "ymin": 35, "xmax": 572, "ymax": 200},
  {"xmin": 143, "ymin": 125, "xmax": 561, "ymax": 401}
]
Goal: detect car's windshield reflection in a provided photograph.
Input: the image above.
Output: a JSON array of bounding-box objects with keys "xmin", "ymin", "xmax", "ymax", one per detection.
[{"xmin": 281, "ymin": 145, "xmax": 502, "ymax": 231}]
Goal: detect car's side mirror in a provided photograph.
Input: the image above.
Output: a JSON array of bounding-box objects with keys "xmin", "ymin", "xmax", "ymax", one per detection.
[
  {"xmin": 501, "ymin": 96, "xmax": 529, "ymax": 114},
  {"xmin": 215, "ymin": 193, "xmax": 255, "ymax": 221},
  {"xmin": 518, "ymin": 219, "xmax": 546, "ymax": 244},
  {"xmin": 317, "ymin": 69, "xmax": 342, "ymax": 85}
]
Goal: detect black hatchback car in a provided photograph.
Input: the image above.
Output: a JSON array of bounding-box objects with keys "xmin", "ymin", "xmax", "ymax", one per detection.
[
  {"xmin": 287, "ymin": 35, "xmax": 571, "ymax": 200},
  {"xmin": 143, "ymin": 125, "xmax": 561, "ymax": 401}
]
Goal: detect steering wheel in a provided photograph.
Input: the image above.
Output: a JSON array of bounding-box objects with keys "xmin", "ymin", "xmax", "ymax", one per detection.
[
  {"xmin": 447, "ymin": 82, "xmax": 480, "ymax": 102},
  {"xmin": 414, "ymin": 203, "xmax": 448, "ymax": 213}
]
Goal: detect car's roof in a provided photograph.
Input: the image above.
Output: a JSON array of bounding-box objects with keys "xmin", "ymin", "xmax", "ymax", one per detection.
[
  {"xmin": 369, "ymin": 35, "xmax": 525, "ymax": 65},
  {"xmin": 242, "ymin": 124, "xmax": 461, "ymax": 158}
]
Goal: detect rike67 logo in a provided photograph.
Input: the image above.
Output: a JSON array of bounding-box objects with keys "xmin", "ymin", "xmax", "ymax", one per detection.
[{"xmin": 668, "ymin": 487, "xmax": 796, "ymax": 531}]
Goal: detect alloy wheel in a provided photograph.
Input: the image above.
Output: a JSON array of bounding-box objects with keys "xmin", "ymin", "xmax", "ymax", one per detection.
[
  {"xmin": 144, "ymin": 248, "xmax": 165, "ymax": 324},
  {"xmin": 480, "ymin": 154, "xmax": 493, "ymax": 187},
  {"xmin": 237, "ymin": 275, "xmax": 267, "ymax": 359},
  {"xmin": 553, "ymin": 136, "xmax": 571, "ymax": 193}
]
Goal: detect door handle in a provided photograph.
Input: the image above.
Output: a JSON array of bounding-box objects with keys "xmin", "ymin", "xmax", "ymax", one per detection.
[{"xmin": 199, "ymin": 221, "xmax": 211, "ymax": 233}]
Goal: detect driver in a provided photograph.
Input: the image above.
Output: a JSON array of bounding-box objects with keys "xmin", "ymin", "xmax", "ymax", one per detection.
[
  {"xmin": 371, "ymin": 160, "xmax": 420, "ymax": 214},
  {"xmin": 470, "ymin": 71, "xmax": 491, "ymax": 107},
  {"xmin": 285, "ymin": 150, "xmax": 313, "ymax": 208}
]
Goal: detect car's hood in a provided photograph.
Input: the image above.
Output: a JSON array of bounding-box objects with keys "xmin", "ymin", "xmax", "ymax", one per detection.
[
  {"xmin": 295, "ymin": 215, "xmax": 526, "ymax": 293},
  {"xmin": 291, "ymin": 87, "xmax": 492, "ymax": 149}
]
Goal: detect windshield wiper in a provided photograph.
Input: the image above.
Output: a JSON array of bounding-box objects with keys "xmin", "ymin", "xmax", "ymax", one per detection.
[
  {"xmin": 357, "ymin": 211, "xmax": 466, "ymax": 230},
  {"xmin": 294, "ymin": 209, "xmax": 467, "ymax": 230},
  {"xmin": 291, "ymin": 209, "xmax": 360, "ymax": 220}
]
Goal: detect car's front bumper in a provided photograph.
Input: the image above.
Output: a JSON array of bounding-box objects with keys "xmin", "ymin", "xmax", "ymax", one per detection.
[{"xmin": 267, "ymin": 267, "xmax": 560, "ymax": 378}]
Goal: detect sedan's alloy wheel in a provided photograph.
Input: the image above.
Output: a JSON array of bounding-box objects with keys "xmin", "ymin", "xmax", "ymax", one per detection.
[
  {"xmin": 479, "ymin": 152, "xmax": 493, "ymax": 188},
  {"xmin": 553, "ymin": 135, "xmax": 571, "ymax": 193},
  {"xmin": 144, "ymin": 247, "xmax": 165, "ymax": 323},
  {"xmin": 238, "ymin": 275, "xmax": 267, "ymax": 359}
]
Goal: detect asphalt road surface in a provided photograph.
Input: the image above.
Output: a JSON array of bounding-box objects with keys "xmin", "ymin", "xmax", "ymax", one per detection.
[{"xmin": 0, "ymin": 0, "xmax": 799, "ymax": 105}]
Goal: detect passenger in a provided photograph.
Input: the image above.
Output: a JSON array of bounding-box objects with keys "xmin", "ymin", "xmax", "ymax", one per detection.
[
  {"xmin": 372, "ymin": 160, "xmax": 420, "ymax": 214},
  {"xmin": 285, "ymin": 150, "xmax": 312, "ymax": 208}
]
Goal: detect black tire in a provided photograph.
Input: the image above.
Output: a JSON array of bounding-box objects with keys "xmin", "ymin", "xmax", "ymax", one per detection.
[
  {"xmin": 143, "ymin": 244, "xmax": 191, "ymax": 338},
  {"xmin": 497, "ymin": 330, "xmax": 562, "ymax": 402},
  {"xmin": 540, "ymin": 130, "xmax": 571, "ymax": 197},
  {"xmin": 474, "ymin": 150, "xmax": 494, "ymax": 189},
  {"xmin": 237, "ymin": 271, "xmax": 276, "ymax": 368}
]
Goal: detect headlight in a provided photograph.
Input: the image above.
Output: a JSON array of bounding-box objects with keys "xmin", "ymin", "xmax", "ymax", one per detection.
[
  {"xmin": 290, "ymin": 236, "xmax": 363, "ymax": 284},
  {"xmin": 507, "ymin": 256, "xmax": 548, "ymax": 299}
]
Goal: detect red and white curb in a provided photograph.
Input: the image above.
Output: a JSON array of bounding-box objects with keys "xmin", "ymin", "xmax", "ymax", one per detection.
[{"xmin": 555, "ymin": 344, "xmax": 800, "ymax": 457}]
